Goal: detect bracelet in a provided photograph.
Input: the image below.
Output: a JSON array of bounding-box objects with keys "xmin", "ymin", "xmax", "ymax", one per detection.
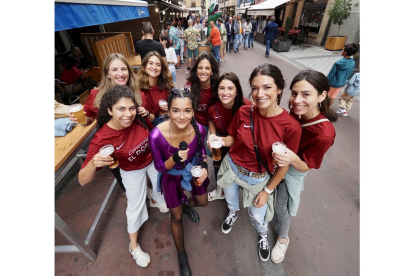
[
  {"xmin": 172, "ymin": 151, "xmax": 182, "ymax": 163},
  {"xmin": 145, "ymin": 110, "xmax": 150, "ymax": 117},
  {"xmin": 201, "ymin": 161, "xmax": 208, "ymax": 170}
]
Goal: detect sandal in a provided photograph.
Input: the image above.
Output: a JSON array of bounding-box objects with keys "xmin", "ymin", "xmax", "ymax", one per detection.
[{"xmin": 208, "ymin": 189, "xmax": 225, "ymax": 201}]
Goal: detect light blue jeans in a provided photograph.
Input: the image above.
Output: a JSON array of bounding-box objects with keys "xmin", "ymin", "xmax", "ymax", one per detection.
[
  {"xmin": 265, "ymin": 39, "xmax": 272, "ymax": 56},
  {"xmin": 234, "ymin": 33, "xmax": 243, "ymax": 51},
  {"xmin": 223, "ymin": 154, "xmax": 269, "ymax": 233},
  {"xmin": 244, "ymin": 33, "xmax": 250, "ymax": 48},
  {"xmin": 171, "ymin": 70, "xmax": 176, "ymax": 87},
  {"xmin": 211, "ymin": 45, "xmax": 221, "ymax": 65}
]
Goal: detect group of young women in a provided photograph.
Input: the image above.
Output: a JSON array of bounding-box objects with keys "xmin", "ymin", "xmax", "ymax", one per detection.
[{"xmin": 69, "ymin": 48, "xmax": 337, "ymax": 276}]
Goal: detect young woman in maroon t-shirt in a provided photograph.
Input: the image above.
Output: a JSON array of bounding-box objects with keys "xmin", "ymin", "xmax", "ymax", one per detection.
[
  {"xmin": 209, "ymin": 64, "xmax": 302, "ymax": 262},
  {"xmin": 137, "ymin": 51, "xmax": 174, "ymax": 126},
  {"xmin": 78, "ymin": 85, "xmax": 157, "ymax": 268},
  {"xmin": 270, "ymin": 70, "xmax": 337, "ymax": 264},
  {"xmin": 206, "ymin": 72, "xmax": 250, "ymax": 201}
]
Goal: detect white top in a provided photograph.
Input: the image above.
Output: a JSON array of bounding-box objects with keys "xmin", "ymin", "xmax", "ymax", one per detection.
[{"xmin": 165, "ymin": 47, "xmax": 177, "ymax": 73}]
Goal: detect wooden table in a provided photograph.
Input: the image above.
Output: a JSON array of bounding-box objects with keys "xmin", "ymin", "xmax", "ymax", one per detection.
[
  {"xmin": 55, "ymin": 120, "xmax": 117, "ymax": 262},
  {"xmin": 127, "ymin": 55, "xmax": 142, "ymax": 69}
]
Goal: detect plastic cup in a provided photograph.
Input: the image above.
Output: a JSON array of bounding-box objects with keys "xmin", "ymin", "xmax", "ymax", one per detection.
[
  {"xmin": 272, "ymin": 142, "xmax": 287, "ymax": 165},
  {"xmin": 70, "ymin": 104, "xmax": 87, "ymax": 125},
  {"xmin": 99, "ymin": 145, "xmax": 119, "ymax": 169},
  {"xmin": 159, "ymin": 100, "xmax": 168, "ymax": 115},
  {"xmin": 211, "ymin": 139, "xmax": 223, "ymax": 161},
  {"xmin": 191, "ymin": 166, "xmax": 203, "ymax": 186}
]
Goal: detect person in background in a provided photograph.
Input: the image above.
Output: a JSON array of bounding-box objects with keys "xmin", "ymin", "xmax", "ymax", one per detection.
[
  {"xmin": 243, "ymin": 18, "xmax": 252, "ymax": 50},
  {"xmin": 206, "ymin": 72, "xmax": 250, "ymax": 201},
  {"xmin": 165, "ymin": 21, "xmax": 182, "ymax": 70},
  {"xmin": 78, "ymin": 85, "xmax": 155, "ymax": 268},
  {"xmin": 160, "ymin": 35, "xmax": 178, "ymax": 87},
  {"xmin": 270, "ymin": 70, "xmax": 337, "ymax": 264},
  {"xmin": 262, "ymin": 16, "xmax": 278, "ymax": 58},
  {"xmin": 184, "ymin": 19, "xmax": 200, "ymax": 72},
  {"xmin": 149, "ymin": 89, "xmax": 209, "ymax": 276},
  {"xmin": 137, "ymin": 51, "xmax": 175, "ymax": 126},
  {"xmin": 202, "ymin": 20, "xmax": 208, "ymax": 38},
  {"xmin": 135, "ymin": 21, "xmax": 167, "ymax": 63},
  {"xmin": 225, "ymin": 17, "xmax": 234, "ymax": 53},
  {"xmin": 81, "ymin": 60, "xmax": 102, "ymax": 87},
  {"xmin": 232, "ymin": 15, "xmax": 241, "ymax": 53},
  {"xmin": 61, "ymin": 57, "xmax": 83, "ymax": 84},
  {"xmin": 177, "ymin": 19, "xmax": 186, "ymax": 65},
  {"xmin": 326, "ymin": 43, "xmax": 358, "ymax": 107},
  {"xmin": 336, "ymin": 71, "xmax": 360, "ymax": 117},
  {"xmin": 208, "ymin": 20, "xmax": 222, "ymax": 67},
  {"xmin": 250, "ymin": 17, "xmax": 257, "ymax": 48},
  {"xmin": 218, "ymin": 18, "xmax": 227, "ymax": 62},
  {"xmin": 210, "ymin": 63, "xmax": 302, "ymax": 262},
  {"xmin": 70, "ymin": 46, "xmax": 90, "ymax": 69},
  {"xmin": 194, "ymin": 15, "xmax": 203, "ymax": 42}
]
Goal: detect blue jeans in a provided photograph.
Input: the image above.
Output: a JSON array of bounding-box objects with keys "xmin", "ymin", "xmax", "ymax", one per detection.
[
  {"xmin": 226, "ymin": 36, "xmax": 233, "ymax": 52},
  {"xmin": 249, "ymin": 32, "xmax": 254, "ymax": 47},
  {"xmin": 234, "ymin": 33, "xmax": 243, "ymax": 51},
  {"xmin": 212, "ymin": 45, "xmax": 221, "ymax": 65},
  {"xmin": 244, "ymin": 33, "xmax": 250, "ymax": 48},
  {"xmin": 223, "ymin": 154, "xmax": 269, "ymax": 233},
  {"xmin": 171, "ymin": 70, "xmax": 176, "ymax": 87},
  {"xmin": 265, "ymin": 39, "xmax": 273, "ymax": 56}
]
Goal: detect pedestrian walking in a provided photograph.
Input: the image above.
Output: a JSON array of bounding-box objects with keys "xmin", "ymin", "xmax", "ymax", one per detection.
[
  {"xmin": 225, "ymin": 17, "xmax": 234, "ymax": 53},
  {"xmin": 326, "ymin": 43, "xmax": 358, "ymax": 107},
  {"xmin": 206, "ymin": 72, "xmax": 250, "ymax": 201},
  {"xmin": 148, "ymin": 89, "xmax": 210, "ymax": 276},
  {"xmin": 262, "ymin": 16, "xmax": 279, "ymax": 58},
  {"xmin": 337, "ymin": 71, "xmax": 360, "ymax": 117},
  {"xmin": 243, "ymin": 18, "xmax": 252, "ymax": 50},
  {"xmin": 177, "ymin": 19, "xmax": 186, "ymax": 65},
  {"xmin": 160, "ymin": 35, "xmax": 178, "ymax": 86},
  {"xmin": 250, "ymin": 17, "xmax": 257, "ymax": 48},
  {"xmin": 210, "ymin": 64, "xmax": 302, "ymax": 262},
  {"xmin": 165, "ymin": 21, "xmax": 182, "ymax": 70},
  {"xmin": 218, "ymin": 18, "xmax": 227, "ymax": 62},
  {"xmin": 271, "ymin": 70, "xmax": 337, "ymax": 263},
  {"xmin": 184, "ymin": 19, "xmax": 200, "ymax": 71},
  {"xmin": 233, "ymin": 14, "xmax": 243, "ymax": 53},
  {"xmin": 207, "ymin": 20, "xmax": 222, "ymax": 66}
]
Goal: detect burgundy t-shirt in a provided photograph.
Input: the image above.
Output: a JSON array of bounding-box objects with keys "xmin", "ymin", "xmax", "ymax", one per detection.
[
  {"xmin": 295, "ymin": 113, "xmax": 336, "ymax": 169},
  {"xmin": 207, "ymin": 98, "xmax": 251, "ymax": 136},
  {"xmin": 84, "ymin": 89, "xmax": 147, "ymax": 119},
  {"xmin": 141, "ymin": 85, "xmax": 169, "ymax": 116},
  {"xmin": 81, "ymin": 121, "xmax": 152, "ymax": 171},
  {"xmin": 195, "ymin": 86, "xmax": 212, "ymax": 126},
  {"xmin": 228, "ymin": 105, "xmax": 302, "ymax": 173},
  {"xmin": 61, "ymin": 66, "xmax": 83, "ymax": 84}
]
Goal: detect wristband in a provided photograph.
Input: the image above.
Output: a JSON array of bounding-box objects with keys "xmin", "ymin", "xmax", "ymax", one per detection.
[
  {"xmin": 201, "ymin": 161, "xmax": 208, "ymax": 170},
  {"xmin": 172, "ymin": 151, "xmax": 182, "ymax": 163},
  {"xmin": 145, "ymin": 110, "xmax": 150, "ymax": 117},
  {"xmin": 264, "ymin": 186, "xmax": 274, "ymax": 195}
]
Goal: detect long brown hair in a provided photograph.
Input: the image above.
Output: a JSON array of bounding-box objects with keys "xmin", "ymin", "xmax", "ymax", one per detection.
[
  {"xmin": 249, "ymin": 63, "xmax": 285, "ymax": 105},
  {"xmin": 290, "ymin": 70, "xmax": 338, "ymax": 122},
  {"xmin": 94, "ymin": 53, "xmax": 142, "ymax": 108},
  {"xmin": 137, "ymin": 51, "xmax": 174, "ymax": 91}
]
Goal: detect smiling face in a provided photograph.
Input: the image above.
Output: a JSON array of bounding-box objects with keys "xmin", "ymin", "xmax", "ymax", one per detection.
[
  {"xmin": 209, "ymin": 21, "xmax": 215, "ymax": 29},
  {"xmin": 107, "ymin": 59, "xmax": 129, "ymax": 86},
  {"xmin": 169, "ymin": 97, "xmax": 194, "ymax": 130},
  {"xmin": 196, "ymin": 59, "xmax": 213, "ymax": 85},
  {"xmin": 290, "ymin": 79, "xmax": 326, "ymax": 120},
  {"xmin": 250, "ymin": 74, "xmax": 281, "ymax": 112},
  {"xmin": 145, "ymin": 55, "xmax": 162, "ymax": 80},
  {"xmin": 218, "ymin": 79, "xmax": 237, "ymax": 108},
  {"xmin": 108, "ymin": 98, "xmax": 137, "ymax": 130}
]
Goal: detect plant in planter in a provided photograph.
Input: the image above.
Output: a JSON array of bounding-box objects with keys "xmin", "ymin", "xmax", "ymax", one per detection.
[
  {"xmin": 325, "ymin": 0, "xmax": 358, "ymax": 50},
  {"xmin": 273, "ymin": 17, "xmax": 293, "ymax": 52}
]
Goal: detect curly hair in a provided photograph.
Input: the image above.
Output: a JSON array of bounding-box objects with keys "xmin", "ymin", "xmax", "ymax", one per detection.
[
  {"xmin": 137, "ymin": 51, "xmax": 174, "ymax": 91},
  {"xmin": 186, "ymin": 53, "xmax": 220, "ymax": 108},
  {"xmin": 97, "ymin": 85, "xmax": 147, "ymax": 129},
  {"xmin": 94, "ymin": 53, "xmax": 142, "ymax": 109}
]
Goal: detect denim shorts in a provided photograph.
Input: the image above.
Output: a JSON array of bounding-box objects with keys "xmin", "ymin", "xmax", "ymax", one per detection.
[
  {"xmin": 175, "ymin": 48, "xmax": 181, "ymax": 56},
  {"xmin": 187, "ymin": 48, "xmax": 199, "ymax": 59}
]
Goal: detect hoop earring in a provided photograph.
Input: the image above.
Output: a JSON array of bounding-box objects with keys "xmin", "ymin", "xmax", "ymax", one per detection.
[{"xmin": 318, "ymin": 102, "xmax": 321, "ymax": 109}]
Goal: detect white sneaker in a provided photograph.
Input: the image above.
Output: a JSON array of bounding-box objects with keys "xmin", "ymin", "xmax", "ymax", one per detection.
[
  {"xmin": 271, "ymin": 237, "xmax": 289, "ymax": 263},
  {"xmin": 129, "ymin": 243, "xmax": 150, "ymax": 267},
  {"xmin": 208, "ymin": 189, "xmax": 225, "ymax": 201},
  {"xmin": 146, "ymin": 187, "xmax": 152, "ymax": 199},
  {"xmin": 149, "ymin": 200, "xmax": 169, "ymax": 213}
]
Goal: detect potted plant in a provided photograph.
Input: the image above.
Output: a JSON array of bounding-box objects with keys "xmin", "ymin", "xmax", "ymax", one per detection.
[
  {"xmin": 325, "ymin": 0, "xmax": 357, "ymax": 50},
  {"xmin": 273, "ymin": 17, "xmax": 293, "ymax": 52}
]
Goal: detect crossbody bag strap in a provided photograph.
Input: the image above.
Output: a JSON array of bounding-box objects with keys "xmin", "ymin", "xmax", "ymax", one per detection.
[
  {"xmin": 249, "ymin": 105, "xmax": 273, "ymax": 177},
  {"xmin": 214, "ymin": 105, "xmax": 228, "ymax": 136},
  {"xmin": 300, "ymin": 118, "xmax": 329, "ymax": 127}
]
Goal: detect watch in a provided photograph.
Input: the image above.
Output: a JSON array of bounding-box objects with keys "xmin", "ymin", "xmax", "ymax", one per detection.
[{"xmin": 264, "ymin": 186, "xmax": 274, "ymax": 195}]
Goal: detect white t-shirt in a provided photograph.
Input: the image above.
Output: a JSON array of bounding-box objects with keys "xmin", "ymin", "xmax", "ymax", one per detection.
[{"xmin": 165, "ymin": 47, "xmax": 177, "ymax": 73}]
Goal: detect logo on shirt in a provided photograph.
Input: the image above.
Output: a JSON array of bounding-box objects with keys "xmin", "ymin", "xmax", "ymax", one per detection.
[
  {"xmin": 243, "ymin": 124, "xmax": 251, "ymax": 128},
  {"xmin": 116, "ymin": 141, "xmax": 125, "ymax": 150},
  {"xmin": 198, "ymin": 104, "xmax": 207, "ymax": 112},
  {"xmin": 127, "ymin": 137, "xmax": 149, "ymax": 161}
]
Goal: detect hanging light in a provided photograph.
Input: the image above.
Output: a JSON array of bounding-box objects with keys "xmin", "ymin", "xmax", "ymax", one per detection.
[{"xmin": 156, "ymin": 8, "xmax": 158, "ymax": 12}]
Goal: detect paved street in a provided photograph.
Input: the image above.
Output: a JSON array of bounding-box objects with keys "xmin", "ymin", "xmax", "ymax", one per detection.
[{"xmin": 55, "ymin": 42, "xmax": 359, "ymax": 276}]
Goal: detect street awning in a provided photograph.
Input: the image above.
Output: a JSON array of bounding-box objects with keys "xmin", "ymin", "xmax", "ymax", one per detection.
[
  {"xmin": 158, "ymin": 0, "xmax": 190, "ymax": 13},
  {"xmin": 247, "ymin": 0, "xmax": 288, "ymax": 16},
  {"xmin": 55, "ymin": 0, "xmax": 149, "ymax": 31},
  {"xmin": 235, "ymin": 2, "xmax": 252, "ymax": 14}
]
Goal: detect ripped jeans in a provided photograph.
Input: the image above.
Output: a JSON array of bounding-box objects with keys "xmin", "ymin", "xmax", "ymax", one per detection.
[{"xmin": 223, "ymin": 155, "xmax": 269, "ymax": 233}]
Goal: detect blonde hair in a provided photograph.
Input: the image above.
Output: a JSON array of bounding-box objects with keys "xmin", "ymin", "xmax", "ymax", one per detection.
[
  {"xmin": 137, "ymin": 51, "xmax": 174, "ymax": 91},
  {"xmin": 94, "ymin": 53, "xmax": 142, "ymax": 108}
]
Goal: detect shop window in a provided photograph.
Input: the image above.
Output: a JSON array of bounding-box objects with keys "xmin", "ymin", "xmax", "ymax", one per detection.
[{"xmin": 299, "ymin": 0, "xmax": 328, "ymax": 34}]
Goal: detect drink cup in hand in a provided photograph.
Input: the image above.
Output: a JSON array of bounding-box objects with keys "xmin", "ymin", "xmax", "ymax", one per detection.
[
  {"xmin": 70, "ymin": 104, "xmax": 87, "ymax": 125},
  {"xmin": 99, "ymin": 145, "xmax": 119, "ymax": 169},
  {"xmin": 159, "ymin": 100, "xmax": 168, "ymax": 115},
  {"xmin": 191, "ymin": 166, "xmax": 203, "ymax": 186},
  {"xmin": 210, "ymin": 137, "xmax": 223, "ymax": 161},
  {"xmin": 272, "ymin": 142, "xmax": 287, "ymax": 166}
]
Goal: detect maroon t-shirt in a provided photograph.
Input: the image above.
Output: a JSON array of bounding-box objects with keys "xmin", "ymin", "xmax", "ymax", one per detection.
[
  {"xmin": 195, "ymin": 86, "xmax": 212, "ymax": 126},
  {"xmin": 228, "ymin": 105, "xmax": 302, "ymax": 173},
  {"xmin": 84, "ymin": 89, "xmax": 147, "ymax": 119},
  {"xmin": 295, "ymin": 113, "xmax": 336, "ymax": 169},
  {"xmin": 207, "ymin": 98, "xmax": 251, "ymax": 136},
  {"xmin": 141, "ymin": 85, "xmax": 169, "ymax": 116},
  {"xmin": 81, "ymin": 121, "xmax": 152, "ymax": 171}
]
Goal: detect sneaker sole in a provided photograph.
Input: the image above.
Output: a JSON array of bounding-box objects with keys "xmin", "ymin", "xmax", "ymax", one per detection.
[
  {"xmin": 271, "ymin": 254, "xmax": 284, "ymax": 264},
  {"xmin": 221, "ymin": 221, "xmax": 232, "ymax": 234},
  {"xmin": 259, "ymin": 251, "xmax": 270, "ymax": 262}
]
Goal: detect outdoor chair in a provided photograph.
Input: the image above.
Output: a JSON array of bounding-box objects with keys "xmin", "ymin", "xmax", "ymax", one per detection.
[{"xmin": 55, "ymin": 79, "xmax": 87, "ymax": 105}]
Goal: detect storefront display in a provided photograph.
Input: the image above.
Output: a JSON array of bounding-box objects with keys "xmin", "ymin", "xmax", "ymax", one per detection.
[{"xmin": 299, "ymin": 0, "xmax": 328, "ymax": 34}]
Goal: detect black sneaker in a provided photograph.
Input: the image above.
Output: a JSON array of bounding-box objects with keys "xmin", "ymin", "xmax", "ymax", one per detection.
[
  {"xmin": 258, "ymin": 235, "xmax": 270, "ymax": 261},
  {"xmin": 177, "ymin": 67, "xmax": 181, "ymax": 70},
  {"xmin": 221, "ymin": 211, "xmax": 238, "ymax": 234},
  {"xmin": 178, "ymin": 250, "xmax": 192, "ymax": 276},
  {"xmin": 183, "ymin": 204, "xmax": 199, "ymax": 223},
  {"xmin": 186, "ymin": 67, "xmax": 191, "ymax": 71}
]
